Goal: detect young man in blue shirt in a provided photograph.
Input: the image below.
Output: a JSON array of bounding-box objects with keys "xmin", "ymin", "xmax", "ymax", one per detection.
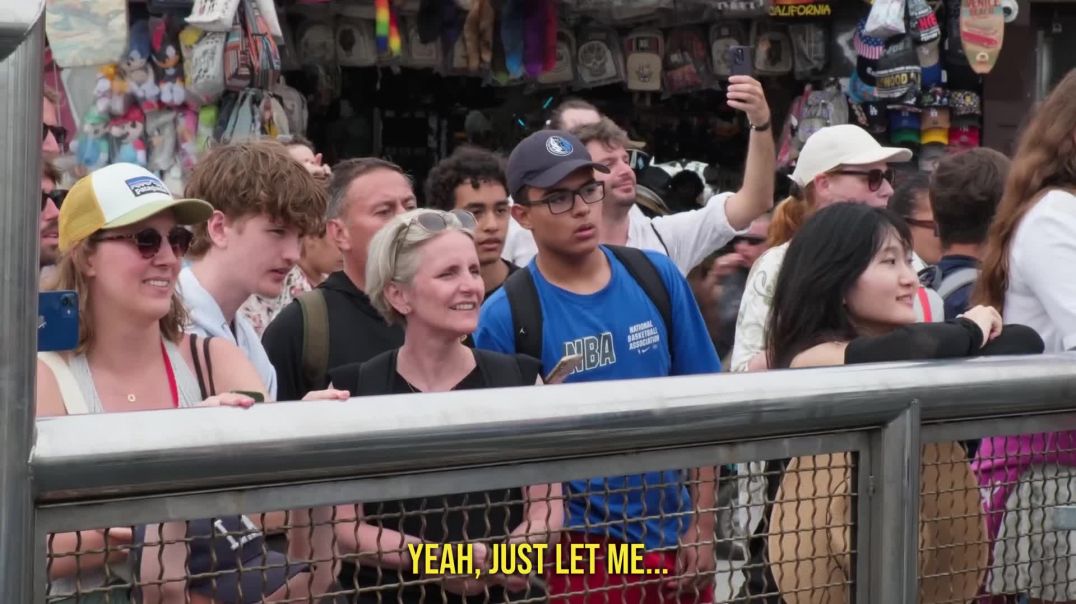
[{"xmin": 474, "ymin": 130, "xmax": 721, "ymax": 602}]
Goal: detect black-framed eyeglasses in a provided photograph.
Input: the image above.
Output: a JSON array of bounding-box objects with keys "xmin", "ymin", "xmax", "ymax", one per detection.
[
  {"xmin": 627, "ymin": 149, "xmax": 652, "ymax": 172},
  {"xmin": 525, "ymin": 181, "xmax": 606, "ymax": 215},
  {"xmin": 91, "ymin": 226, "xmax": 194, "ymax": 260},
  {"xmin": 829, "ymin": 168, "xmax": 895, "ymax": 192},
  {"xmin": 43, "ymin": 124, "xmax": 67, "ymax": 147},
  {"xmin": 390, "ymin": 209, "xmax": 478, "ymax": 273},
  {"xmin": 41, "ymin": 189, "xmax": 66, "ymax": 211}
]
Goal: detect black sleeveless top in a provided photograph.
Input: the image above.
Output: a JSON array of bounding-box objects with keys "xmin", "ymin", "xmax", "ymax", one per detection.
[{"xmin": 329, "ymin": 349, "xmax": 542, "ymax": 604}]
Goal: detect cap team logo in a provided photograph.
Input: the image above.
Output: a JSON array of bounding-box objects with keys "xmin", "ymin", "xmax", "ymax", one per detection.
[
  {"xmin": 545, "ymin": 135, "xmax": 574, "ymax": 157},
  {"xmin": 125, "ymin": 175, "xmax": 169, "ymax": 198}
]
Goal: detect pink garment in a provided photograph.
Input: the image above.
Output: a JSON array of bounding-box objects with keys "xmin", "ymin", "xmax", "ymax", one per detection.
[{"xmin": 972, "ymin": 430, "xmax": 1076, "ymax": 540}]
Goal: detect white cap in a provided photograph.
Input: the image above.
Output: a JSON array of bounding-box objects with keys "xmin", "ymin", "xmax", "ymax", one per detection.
[
  {"xmin": 59, "ymin": 163, "xmax": 214, "ymax": 252},
  {"xmin": 790, "ymin": 124, "xmax": 913, "ymax": 188}
]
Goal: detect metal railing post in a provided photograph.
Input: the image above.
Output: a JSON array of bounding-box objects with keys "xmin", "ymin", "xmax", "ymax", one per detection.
[
  {"xmin": 862, "ymin": 401, "xmax": 921, "ymax": 603},
  {"xmin": 0, "ymin": 11, "xmax": 44, "ymax": 603}
]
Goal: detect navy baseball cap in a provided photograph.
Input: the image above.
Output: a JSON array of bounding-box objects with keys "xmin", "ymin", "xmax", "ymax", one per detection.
[{"xmin": 507, "ymin": 130, "xmax": 610, "ymax": 199}]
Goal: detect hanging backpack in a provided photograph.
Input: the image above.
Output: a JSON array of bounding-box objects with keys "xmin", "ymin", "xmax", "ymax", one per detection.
[
  {"xmin": 503, "ymin": 246, "xmax": 674, "ymax": 363},
  {"xmin": 223, "ymin": 14, "xmax": 252, "ymax": 91},
  {"xmin": 242, "ymin": 0, "xmax": 282, "ymax": 90},
  {"xmin": 46, "ymin": 0, "xmax": 129, "ymax": 68},
  {"xmin": 272, "ymin": 77, "xmax": 308, "ymax": 137},
  {"xmin": 187, "ymin": 0, "xmax": 242, "ymax": 32}
]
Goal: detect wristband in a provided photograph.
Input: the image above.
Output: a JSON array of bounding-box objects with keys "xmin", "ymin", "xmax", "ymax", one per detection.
[{"xmin": 749, "ymin": 120, "xmax": 771, "ymax": 132}]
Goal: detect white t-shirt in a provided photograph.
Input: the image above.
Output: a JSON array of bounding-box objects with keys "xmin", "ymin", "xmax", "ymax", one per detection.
[
  {"xmin": 178, "ymin": 268, "xmax": 279, "ymax": 399},
  {"xmin": 1003, "ymin": 189, "xmax": 1076, "ymax": 352},
  {"xmin": 502, "ymin": 193, "xmax": 741, "ymax": 275}
]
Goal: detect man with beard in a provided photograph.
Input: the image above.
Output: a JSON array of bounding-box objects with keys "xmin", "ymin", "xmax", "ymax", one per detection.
[{"xmin": 39, "ymin": 160, "xmax": 63, "ymax": 281}]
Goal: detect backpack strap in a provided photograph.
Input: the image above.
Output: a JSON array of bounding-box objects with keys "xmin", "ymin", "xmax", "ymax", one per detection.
[
  {"xmin": 503, "ymin": 267, "xmax": 544, "ymax": 361},
  {"xmin": 189, "ymin": 334, "xmax": 218, "ymax": 399},
  {"xmin": 297, "ymin": 289, "xmax": 330, "ymax": 391},
  {"xmin": 606, "ymin": 245, "xmax": 675, "ymax": 360},
  {"xmin": 936, "ymin": 267, "xmax": 981, "ymax": 301},
  {"xmin": 37, "ymin": 352, "xmax": 89, "ymax": 415},
  {"xmin": 354, "ymin": 350, "xmax": 399, "ymax": 396},
  {"xmin": 649, "ymin": 223, "xmax": 670, "ymax": 256}
]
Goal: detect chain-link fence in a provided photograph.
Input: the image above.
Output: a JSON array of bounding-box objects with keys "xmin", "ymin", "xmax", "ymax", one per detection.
[{"xmin": 27, "ymin": 356, "xmax": 1076, "ymax": 603}]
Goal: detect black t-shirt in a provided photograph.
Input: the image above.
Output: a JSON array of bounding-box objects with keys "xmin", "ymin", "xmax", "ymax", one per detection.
[{"xmin": 329, "ymin": 351, "xmax": 528, "ymax": 604}]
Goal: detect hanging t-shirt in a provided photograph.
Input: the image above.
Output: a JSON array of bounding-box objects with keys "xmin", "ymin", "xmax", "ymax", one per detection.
[{"xmin": 473, "ymin": 246, "xmax": 721, "ymax": 550}]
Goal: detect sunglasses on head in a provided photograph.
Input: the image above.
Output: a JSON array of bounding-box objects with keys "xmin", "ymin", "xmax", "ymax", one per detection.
[
  {"xmin": 91, "ymin": 226, "xmax": 194, "ymax": 259},
  {"xmin": 829, "ymin": 168, "xmax": 895, "ymax": 192},
  {"xmin": 41, "ymin": 189, "xmax": 66, "ymax": 211},
  {"xmin": 391, "ymin": 209, "xmax": 478, "ymax": 268},
  {"xmin": 43, "ymin": 124, "xmax": 67, "ymax": 147}
]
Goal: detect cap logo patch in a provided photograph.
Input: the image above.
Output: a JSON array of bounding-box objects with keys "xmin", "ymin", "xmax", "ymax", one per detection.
[
  {"xmin": 545, "ymin": 135, "xmax": 574, "ymax": 157},
  {"xmin": 126, "ymin": 175, "xmax": 169, "ymax": 198}
]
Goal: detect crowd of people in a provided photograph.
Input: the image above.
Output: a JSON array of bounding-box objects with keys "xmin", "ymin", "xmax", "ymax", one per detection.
[{"xmin": 31, "ymin": 68, "xmax": 1076, "ymax": 604}]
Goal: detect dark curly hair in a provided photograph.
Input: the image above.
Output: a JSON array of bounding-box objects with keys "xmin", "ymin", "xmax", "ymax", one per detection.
[{"xmin": 424, "ymin": 146, "xmax": 508, "ymax": 212}]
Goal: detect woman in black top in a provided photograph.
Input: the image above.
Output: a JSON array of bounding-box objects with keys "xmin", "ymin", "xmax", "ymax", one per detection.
[
  {"xmin": 760, "ymin": 203, "xmax": 1043, "ymax": 603},
  {"xmin": 328, "ymin": 209, "xmax": 563, "ymax": 604}
]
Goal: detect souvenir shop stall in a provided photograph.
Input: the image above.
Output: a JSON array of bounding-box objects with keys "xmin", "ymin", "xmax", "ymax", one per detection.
[{"xmin": 41, "ymin": 0, "xmax": 1009, "ymax": 200}]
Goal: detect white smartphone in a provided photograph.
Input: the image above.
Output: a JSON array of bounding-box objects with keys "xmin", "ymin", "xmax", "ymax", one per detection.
[{"xmin": 544, "ymin": 353, "xmax": 583, "ymax": 384}]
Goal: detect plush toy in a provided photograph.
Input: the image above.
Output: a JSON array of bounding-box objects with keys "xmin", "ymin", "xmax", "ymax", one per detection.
[
  {"xmin": 110, "ymin": 106, "xmax": 148, "ymax": 167},
  {"xmin": 75, "ymin": 107, "xmax": 111, "ymax": 170},
  {"xmin": 151, "ymin": 17, "xmax": 186, "ymax": 108},
  {"xmin": 122, "ymin": 21, "xmax": 161, "ymax": 111},
  {"xmin": 175, "ymin": 108, "xmax": 199, "ymax": 174},
  {"xmin": 94, "ymin": 64, "xmax": 129, "ymax": 116},
  {"xmin": 196, "ymin": 104, "xmax": 218, "ymax": 154},
  {"xmin": 146, "ymin": 110, "xmax": 177, "ymax": 172}
]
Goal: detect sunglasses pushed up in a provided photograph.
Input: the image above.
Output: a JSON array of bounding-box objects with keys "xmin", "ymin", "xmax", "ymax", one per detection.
[
  {"xmin": 391, "ymin": 209, "xmax": 478, "ymax": 268},
  {"xmin": 91, "ymin": 226, "xmax": 194, "ymax": 259},
  {"xmin": 829, "ymin": 168, "xmax": 895, "ymax": 192}
]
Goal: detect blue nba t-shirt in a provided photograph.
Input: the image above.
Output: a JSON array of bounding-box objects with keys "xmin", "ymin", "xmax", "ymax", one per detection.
[{"xmin": 473, "ymin": 246, "xmax": 721, "ymax": 549}]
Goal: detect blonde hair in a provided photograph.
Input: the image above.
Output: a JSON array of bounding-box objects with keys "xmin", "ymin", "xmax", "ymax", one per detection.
[
  {"xmin": 365, "ymin": 209, "xmax": 476, "ymax": 326},
  {"xmin": 43, "ymin": 242, "xmax": 188, "ymax": 354}
]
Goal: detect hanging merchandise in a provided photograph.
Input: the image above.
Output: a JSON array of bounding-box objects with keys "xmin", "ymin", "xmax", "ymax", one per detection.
[
  {"xmin": 873, "ymin": 35, "xmax": 921, "ymax": 102},
  {"xmin": 151, "ymin": 16, "xmax": 187, "ymax": 108},
  {"xmin": 662, "ymin": 27, "xmax": 711, "ymax": 95},
  {"xmin": 705, "ymin": 0, "xmax": 771, "ymax": 19},
  {"xmin": 296, "ymin": 16, "xmax": 337, "ymax": 67},
  {"xmin": 148, "ymin": 0, "xmax": 196, "ymax": 12},
  {"xmin": 147, "ymin": 109, "xmax": 178, "ymax": 172},
  {"xmin": 710, "ymin": 23, "xmax": 748, "ymax": 79},
  {"xmin": 574, "ymin": 26, "xmax": 625, "ymax": 89},
  {"xmin": 175, "ymin": 108, "xmax": 200, "ymax": 174},
  {"xmin": 187, "ymin": 0, "xmax": 243, "ymax": 32},
  {"xmin": 789, "ymin": 23, "xmax": 829, "ymax": 80},
  {"xmin": 241, "ymin": 0, "xmax": 283, "ymax": 90},
  {"xmin": 46, "ymin": 0, "xmax": 128, "ymax": 68},
  {"xmin": 623, "ymin": 28, "xmax": 663, "ymax": 92},
  {"xmin": 402, "ymin": 17, "xmax": 443, "ymax": 69},
  {"xmin": 753, "ymin": 23, "xmax": 794, "ymax": 76},
  {"xmin": 273, "ymin": 76, "xmax": 309, "ymax": 137},
  {"xmin": 960, "ymin": 0, "xmax": 1004, "ymax": 74},
  {"xmin": 75, "ymin": 107, "xmax": 113, "ymax": 171},
  {"xmin": 196, "ymin": 104, "xmax": 219, "ymax": 153},
  {"xmin": 110, "ymin": 105, "xmax": 148, "ymax": 167},
  {"xmin": 865, "ymin": 0, "xmax": 907, "ymax": 39},
  {"xmin": 223, "ymin": 14, "xmax": 253, "ymax": 90},
  {"xmin": 375, "ymin": 0, "xmax": 403, "ymax": 58},
  {"xmin": 182, "ymin": 27, "xmax": 227, "ymax": 106},
  {"xmin": 462, "ymin": 0, "xmax": 495, "ymax": 71},
  {"xmin": 537, "ymin": 26, "xmax": 577, "ymax": 85},
  {"xmin": 337, "ymin": 18, "xmax": 379, "ymax": 67},
  {"xmin": 501, "ymin": 0, "xmax": 527, "ymax": 78},
  {"xmin": 122, "ymin": 21, "xmax": 162, "ymax": 112},
  {"xmin": 796, "ymin": 84, "xmax": 848, "ymax": 147}
]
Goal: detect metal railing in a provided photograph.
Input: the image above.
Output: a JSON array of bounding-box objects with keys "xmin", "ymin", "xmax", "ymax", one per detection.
[{"xmin": 27, "ymin": 354, "xmax": 1076, "ymax": 602}]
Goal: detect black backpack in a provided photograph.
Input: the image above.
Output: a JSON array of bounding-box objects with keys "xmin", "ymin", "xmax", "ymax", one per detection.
[{"xmin": 502, "ymin": 245, "xmax": 674, "ymax": 363}]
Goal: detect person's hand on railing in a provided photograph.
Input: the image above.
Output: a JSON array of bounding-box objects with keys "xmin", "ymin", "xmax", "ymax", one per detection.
[
  {"xmin": 959, "ymin": 305, "xmax": 1004, "ymax": 347},
  {"xmin": 197, "ymin": 392, "xmax": 255, "ymax": 409},
  {"xmin": 301, "ymin": 388, "xmax": 350, "ymax": 402}
]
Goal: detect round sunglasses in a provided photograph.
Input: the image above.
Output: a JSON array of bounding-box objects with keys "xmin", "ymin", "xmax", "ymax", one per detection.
[{"xmin": 91, "ymin": 226, "xmax": 194, "ymax": 259}]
